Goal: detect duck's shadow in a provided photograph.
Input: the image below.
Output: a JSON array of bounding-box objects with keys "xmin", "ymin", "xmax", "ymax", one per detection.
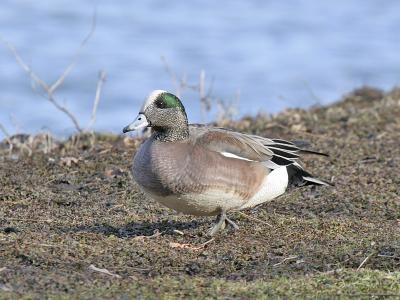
[{"xmin": 62, "ymin": 219, "xmax": 206, "ymax": 238}]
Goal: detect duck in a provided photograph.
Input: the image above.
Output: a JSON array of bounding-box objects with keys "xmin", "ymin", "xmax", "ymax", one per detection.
[{"xmin": 123, "ymin": 90, "xmax": 331, "ymax": 236}]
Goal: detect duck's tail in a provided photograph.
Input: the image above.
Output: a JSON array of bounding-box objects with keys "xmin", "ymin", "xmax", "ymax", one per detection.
[{"xmin": 286, "ymin": 164, "xmax": 332, "ymax": 187}]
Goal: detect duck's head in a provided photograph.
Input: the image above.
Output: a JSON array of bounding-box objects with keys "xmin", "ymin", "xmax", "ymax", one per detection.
[{"xmin": 123, "ymin": 90, "xmax": 189, "ymax": 140}]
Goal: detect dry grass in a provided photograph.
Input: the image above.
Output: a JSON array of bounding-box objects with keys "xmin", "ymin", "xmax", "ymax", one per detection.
[{"xmin": 1, "ymin": 86, "xmax": 400, "ymax": 298}]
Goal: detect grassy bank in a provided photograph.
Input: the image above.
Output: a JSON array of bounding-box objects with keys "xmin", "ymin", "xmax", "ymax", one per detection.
[{"xmin": 1, "ymin": 87, "xmax": 400, "ymax": 299}]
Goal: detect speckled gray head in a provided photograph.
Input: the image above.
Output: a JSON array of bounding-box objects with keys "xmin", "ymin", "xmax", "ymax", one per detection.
[{"xmin": 123, "ymin": 90, "xmax": 189, "ymax": 141}]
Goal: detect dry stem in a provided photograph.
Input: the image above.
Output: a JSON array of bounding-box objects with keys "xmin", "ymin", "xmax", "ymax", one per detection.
[
  {"xmin": 0, "ymin": 12, "xmax": 104, "ymax": 133},
  {"xmin": 160, "ymin": 56, "xmax": 214, "ymax": 122},
  {"xmin": 0, "ymin": 123, "xmax": 12, "ymax": 154},
  {"xmin": 87, "ymin": 70, "xmax": 107, "ymax": 129}
]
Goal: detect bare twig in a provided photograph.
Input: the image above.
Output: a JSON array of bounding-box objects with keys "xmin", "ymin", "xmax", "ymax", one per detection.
[
  {"xmin": 160, "ymin": 55, "xmax": 180, "ymax": 96},
  {"xmin": 302, "ymin": 80, "xmax": 322, "ymax": 105},
  {"xmin": 0, "ymin": 37, "xmax": 48, "ymax": 90},
  {"xmin": 273, "ymin": 255, "xmax": 299, "ymax": 267},
  {"xmin": 160, "ymin": 56, "xmax": 216, "ymax": 121},
  {"xmin": 0, "ymin": 123, "xmax": 35, "ymax": 156},
  {"xmin": 1, "ymin": 38, "xmax": 82, "ymax": 132},
  {"xmin": 0, "ymin": 12, "xmax": 99, "ymax": 133},
  {"xmin": 49, "ymin": 11, "xmax": 97, "ymax": 94},
  {"xmin": 173, "ymin": 229, "xmax": 185, "ymax": 235},
  {"xmin": 377, "ymin": 254, "xmax": 399, "ymax": 258},
  {"xmin": 0, "ymin": 123, "xmax": 11, "ymax": 143},
  {"xmin": 88, "ymin": 264, "xmax": 121, "ymax": 278},
  {"xmin": 198, "ymin": 70, "xmax": 212, "ymax": 121},
  {"xmin": 357, "ymin": 251, "xmax": 377, "ymax": 271},
  {"xmin": 200, "ymin": 238, "xmax": 215, "ymax": 248},
  {"xmin": 215, "ymin": 89, "xmax": 240, "ymax": 123},
  {"xmin": 87, "ymin": 70, "xmax": 107, "ymax": 129}
]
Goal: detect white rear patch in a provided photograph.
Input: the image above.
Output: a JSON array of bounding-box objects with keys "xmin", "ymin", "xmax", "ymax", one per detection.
[
  {"xmin": 240, "ymin": 166, "xmax": 289, "ymax": 209},
  {"xmin": 220, "ymin": 152, "xmax": 254, "ymax": 161}
]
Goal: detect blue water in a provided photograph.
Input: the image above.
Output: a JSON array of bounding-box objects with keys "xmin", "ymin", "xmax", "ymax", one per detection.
[{"xmin": 1, "ymin": 0, "xmax": 399, "ymax": 137}]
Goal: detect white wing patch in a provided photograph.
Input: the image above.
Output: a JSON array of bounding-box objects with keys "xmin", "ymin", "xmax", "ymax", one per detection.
[
  {"xmin": 263, "ymin": 160, "xmax": 282, "ymax": 169},
  {"xmin": 220, "ymin": 152, "xmax": 254, "ymax": 162}
]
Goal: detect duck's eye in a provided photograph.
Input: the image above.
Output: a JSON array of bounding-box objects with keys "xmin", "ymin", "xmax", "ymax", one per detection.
[{"xmin": 155, "ymin": 98, "xmax": 166, "ymax": 109}]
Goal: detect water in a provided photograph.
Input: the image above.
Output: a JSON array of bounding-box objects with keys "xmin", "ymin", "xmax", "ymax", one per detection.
[{"xmin": 1, "ymin": 0, "xmax": 399, "ymax": 138}]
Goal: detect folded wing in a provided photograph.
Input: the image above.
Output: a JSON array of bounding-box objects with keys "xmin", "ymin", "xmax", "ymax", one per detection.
[{"xmin": 189, "ymin": 124, "xmax": 328, "ymax": 169}]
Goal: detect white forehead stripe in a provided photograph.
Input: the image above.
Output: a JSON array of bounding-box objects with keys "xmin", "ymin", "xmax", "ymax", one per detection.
[{"xmin": 141, "ymin": 90, "xmax": 168, "ymax": 111}]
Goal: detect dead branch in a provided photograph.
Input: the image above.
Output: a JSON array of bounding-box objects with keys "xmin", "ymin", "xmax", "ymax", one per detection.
[
  {"xmin": 161, "ymin": 55, "xmax": 180, "ymax": 96},
  {"xmin": 0, "ymin": 13, "xmax": 98, "ymax": 133},
  {"xmin": 0, "ymin": 123, "xmax": 13, "ymax": 155},
  {"xmin": 302, "ymin": 80, "xmax": 322, "ymax": 105},
  {"xmin": 49, "ymin": 12, "xmax": 97, "ymax": 95},
  {"xmin": 160, "ymin": 56, "xmax": 215, "ymax": 121},
  {"xmin": 1, "ymin": 38, "xmax": 82, "ymax": 132},
  {"xmin": 0, "ymin": 123, "xmax": 33, "ymax": 156},
  {"xmin": 0, "ymin": 123, "xmax": 11, "ymax": 141},
  {"xmin": 87, "ymin": 70, "xmax": 107, "ymax": 130}
]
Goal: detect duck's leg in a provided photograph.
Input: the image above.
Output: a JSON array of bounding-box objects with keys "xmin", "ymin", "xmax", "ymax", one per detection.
[
  {"xmin": 208, "ymin": 211, "xmax": 227, "ymax": 236},
  {"xmin": 208, "ymin": 211, "xmax": 239, "ymax": 236},
  {"xmin": 225, "ymin": 217, "xmax": 239, "ymax": 230}
]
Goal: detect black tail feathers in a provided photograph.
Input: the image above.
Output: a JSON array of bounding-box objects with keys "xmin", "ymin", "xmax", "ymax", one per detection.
[
  {"xmin": 298, "ymin": 149, "xmax": 329, "ymax": 157},
  {"xmin": 286, "ymin": 164, "xmax": 332, "ymax": 188}
]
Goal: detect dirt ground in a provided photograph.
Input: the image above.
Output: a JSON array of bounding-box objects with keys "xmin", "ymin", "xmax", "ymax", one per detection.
[{"xmin": 1, "ymin": 87, "xmax": 400, "ymax": 299}]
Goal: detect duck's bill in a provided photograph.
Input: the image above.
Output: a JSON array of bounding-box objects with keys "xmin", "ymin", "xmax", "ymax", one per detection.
[{"xmin": 123, "ymin": 113, "xmax": 149, "ymax": 133}]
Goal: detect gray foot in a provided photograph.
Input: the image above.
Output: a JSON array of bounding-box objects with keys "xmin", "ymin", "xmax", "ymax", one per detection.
[
  {"xmin": 208, "ymin": 211, "xmax": 226, "ymax": 236},
  {"xmin": 225, "ymin": 217, "xmax": 239, "ymax": 230},
  {"xmin": 208, "ymin": 212, "xmax": 239, "ymax": 236}
]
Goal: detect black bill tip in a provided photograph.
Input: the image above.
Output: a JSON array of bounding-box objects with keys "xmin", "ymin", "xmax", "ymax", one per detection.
[{"xmin": 122, "ymin": 126, "xmax": 130, "ymax": 133}]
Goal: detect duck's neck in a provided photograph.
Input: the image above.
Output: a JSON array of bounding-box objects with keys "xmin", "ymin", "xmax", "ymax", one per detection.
[{"xmin": 153, "ymin": 126, "xmax": 189, "ymax": 142}]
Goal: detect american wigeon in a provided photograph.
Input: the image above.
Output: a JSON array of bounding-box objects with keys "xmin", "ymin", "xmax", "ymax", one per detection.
[{"xmin": 123, "ymin": 90, "xmax": 331, "ymax": 235}]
